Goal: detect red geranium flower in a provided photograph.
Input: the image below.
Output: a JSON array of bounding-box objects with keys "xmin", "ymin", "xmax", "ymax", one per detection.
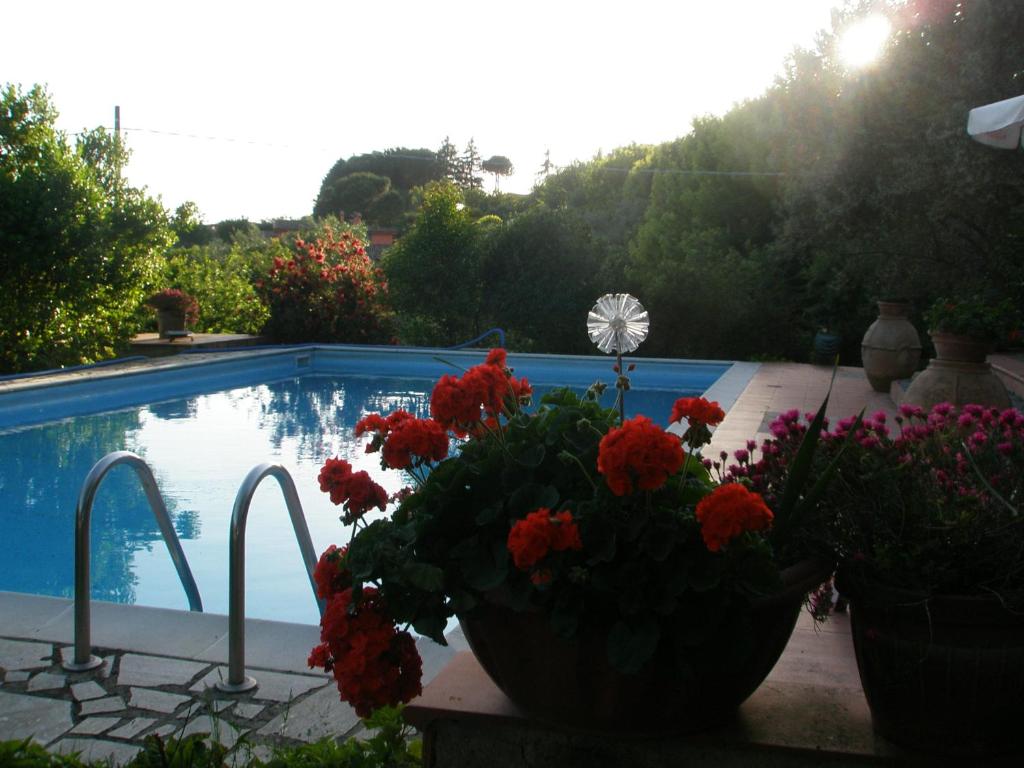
[
  {"xmin": 430, "ymin": 374, "xmax": 479, "ymax": 434},
  {"xmin": 507, "ymin": 508, "xmax": 583, "ymax": 570},
  {"xmin": 313, "ymin": 544, "xmax": 352, "ymax": 599},
  {"xmin": 310, "ymin": 587, "xmax": 422, "ymax": 717},
  {"xmin": 485, "ymin": 348, "xmax": 508, "ymax": 368},
  {"xmin": 670, "ymin": 397, "xmax": 725, "ymax": 427},
  {"xmin": 381, "ymin": 417, "xmax": 449, "ymax": 470},
  {"xmin": 597, "ymin": 416, "xmax": 685, "ymax": 495},
  {"xmin": 695, "ymin": 483, "xmax": 774, "ymax": 552},
  {"xmin": 318, "ymin": 458, "xmax": 388, "ymax": 523}
]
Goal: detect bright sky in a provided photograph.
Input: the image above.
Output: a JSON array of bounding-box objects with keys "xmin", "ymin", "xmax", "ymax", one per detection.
[{"xmin": 3, "ymin": 1, "xmax": 844, "ymax": 223}]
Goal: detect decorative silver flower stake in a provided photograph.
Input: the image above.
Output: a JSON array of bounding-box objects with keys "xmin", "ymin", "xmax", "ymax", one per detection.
[
  {"xmin": 587, "ymin": 294, "xmax": 648, "ymax": 421},
  {"xmin": 587, "ymin": 293, "xmax": 649, "ymax": 355}
]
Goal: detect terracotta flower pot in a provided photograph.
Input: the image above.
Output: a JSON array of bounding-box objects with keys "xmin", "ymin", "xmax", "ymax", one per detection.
[
  {"xmin": 929, "ymin": 331, "xmax": 992, "ymax": 364},
  {"xmin": 860, "ymin": 301, "xmax": 922, "ymax": 392},
  {"xmin": 902, "ymin": 331, "xmax": 1009, "ymax": 409},
  {"xmin": 458, "ymin": 559, "xmax": 828, "ymax": 733},
  {"xmin": 156, "ymin": 309, "xmax": 187, "ymax": 339},
  {"xmin": 836, "ymin": 574, "xmax": 1024, "ymax": 757}
]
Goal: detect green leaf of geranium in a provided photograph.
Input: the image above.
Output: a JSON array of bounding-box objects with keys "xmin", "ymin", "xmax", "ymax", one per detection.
[
  {"xmin": 461, "ymin": 540, "xmax": 509, "ymax": 591},
  {"xmin": 513, "ymin": 442, "xmax": 546, "ymax": 467},
  {"xmin": 401, "ymin": 562, "xmax": 445, "ymax": 592},
  {"xmin": 412, "ymin": 614, "xmax": 447, "ymax": 645},
  {"xmin": 607, "ymin": 617, "xmax": 660, "ymax": 673},
  {"xmin": 508, "ymin": 483, "xmax": 560, "ymax": 516}
]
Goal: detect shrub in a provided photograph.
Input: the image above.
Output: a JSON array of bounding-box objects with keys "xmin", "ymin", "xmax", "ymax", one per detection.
[
  {"xmin": 161, "ymin": 247, "xmax": 269, "ymax": 335},
  {"xmin": 256, "ymin": 223, "xmax": 392, "ymax": 344}
]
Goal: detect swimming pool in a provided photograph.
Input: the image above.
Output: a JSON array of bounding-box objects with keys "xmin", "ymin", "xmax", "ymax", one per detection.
[{"xmin": 0, "ymin": 345, "xmax": 749, "ymax": 625}]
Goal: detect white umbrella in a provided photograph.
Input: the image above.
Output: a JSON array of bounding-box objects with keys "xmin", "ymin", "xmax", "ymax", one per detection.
[{"xmin": 967, "ymin": 93, "xmax": 1024, "ymax": 149}]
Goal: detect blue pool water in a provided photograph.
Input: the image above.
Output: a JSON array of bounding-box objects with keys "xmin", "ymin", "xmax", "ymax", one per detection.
[{"xmin": 0, "ymin": 346, "xmax": 732, "ymax": 625}]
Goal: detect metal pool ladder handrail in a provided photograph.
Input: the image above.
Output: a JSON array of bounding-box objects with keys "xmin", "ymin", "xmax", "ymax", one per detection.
[
  {"xmin": 215, "ymin": 463, "xmax": 324, "ymax": 693},
  {"xmin": 64, "ymin": 451, "xmax": 204, "ymax": 672}
]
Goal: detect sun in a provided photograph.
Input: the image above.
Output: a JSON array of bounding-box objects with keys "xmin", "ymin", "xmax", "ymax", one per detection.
[{"xmin": 838, "ymin": 14, "xmax": 892, "ymax": 69}]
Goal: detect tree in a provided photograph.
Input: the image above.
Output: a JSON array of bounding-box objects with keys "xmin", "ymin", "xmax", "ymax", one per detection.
[
  {"xmin": 437, "ymin": 136, "xmax": 460, "ymax": 183},
  {"xmin": 317, "ymin": 172, "xmax": 392, "ymax": 219},
  {"xmin": 0, "ymin": 84, "xmax": 172, "ymax": 373},
  {"xmin": 381, "ymin": 182, "xmax": 481, "ymax": 344},
  {"xmin": 479, "ymin": 208, "xmax": 600, "ymax": 353},
  {"xmin": 535, "ymin": 149, "xmax": 553, "ymax": 185},
  {"xmin": 481, "ymin": 155, "xmax": 514, "ymax": 191},
  {"xmin": 313, "ymin": 147, "xmax": 443, "ymax": 221},
  {"xmin": 171, "ymin": 201, "xmax": 213, "ymax": 247},
  {"xmin": 457, "ymin": 138, "xmax": 483, "ymax": 190}
]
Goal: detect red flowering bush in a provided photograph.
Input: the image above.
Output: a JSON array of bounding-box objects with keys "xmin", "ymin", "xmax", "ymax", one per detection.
[
  {"xmin": 256, "ymin": 223, "xmax": 393, "ymax": 343},
  {"xmin": 311, "ymin": 348, "xmax": 830, "ymax": 716}
]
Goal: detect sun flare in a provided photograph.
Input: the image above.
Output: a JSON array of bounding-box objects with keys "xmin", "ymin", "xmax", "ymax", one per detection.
[{"xmin": 838, "ymin": 14, "xmax": 892, "ymax": 69}]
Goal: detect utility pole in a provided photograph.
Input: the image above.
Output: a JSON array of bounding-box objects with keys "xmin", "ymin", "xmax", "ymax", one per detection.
[{"xmin": 114, "ymin": 105, "xmax": 121, "ymax": 199}]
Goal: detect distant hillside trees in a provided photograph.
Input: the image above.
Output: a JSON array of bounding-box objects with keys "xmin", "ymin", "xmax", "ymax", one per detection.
[{"xmin": 313, "ymin": 148, "xmax": 443, "ymax": 223}]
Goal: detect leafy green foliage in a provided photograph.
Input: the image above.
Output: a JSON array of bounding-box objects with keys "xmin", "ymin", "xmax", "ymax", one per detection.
[
  {"xmin": 478, "ymin": 208, "xmax": 600, "ymax": 353},
  {"xmin": 924, "ymin": 295, "xmax": 1021, "ymax": 342},
  {"xmin": 0, "ymin": 738, "xmax": 87, "ymax": 767},
  {"xmin": 0, "ymin": 83, "xmax": 172, "ymax": 373},
  {"xmin": 314, "ymin": 148, "xmax": 443, "ymax": 224},
  {"xmin": 381, "ymin": 182, "xmax": 481, "ymax": 345},
  {"xmin": 0, "ymin": 706, "xmax": 421, "ymax": 767},
  {"xmin": 160, "ymin": 247, "xmax": 269, "ymax": 334}
]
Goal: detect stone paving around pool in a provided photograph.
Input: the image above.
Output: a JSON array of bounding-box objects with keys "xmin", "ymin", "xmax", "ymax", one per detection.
[{"xmin": 0, "ymin": 592, "xmax": 460, "ymax": 765}]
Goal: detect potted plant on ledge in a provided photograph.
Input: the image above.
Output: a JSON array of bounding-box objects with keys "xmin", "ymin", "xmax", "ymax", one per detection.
[
  {"xmin": 146, "ymin": 288, "xmax": 199, "ymax": 339},
  {"xmin": 750, "ymin": 402, "xmax": 1024, "ymax": 757},
  {"xmin": 902, "ymin": 295, "xmax": 1018, "ymax": 409},
  {"xmin": 305, "ymin": 296, "xmax": 842, "ymax": 733}
]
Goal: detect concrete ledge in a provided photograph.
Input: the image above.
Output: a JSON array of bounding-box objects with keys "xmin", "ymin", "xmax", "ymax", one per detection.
[{"xmin": 404, "ymin": 612, "xmax": 935, "ymax": 767}]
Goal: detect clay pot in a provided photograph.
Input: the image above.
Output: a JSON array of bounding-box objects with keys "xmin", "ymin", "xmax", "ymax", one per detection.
[
  {"xmin": 902, "ymin": 331, "xmax": 1009, "ymax": 409},
  {"xmin": 156, "ymin": 309, "xmax": 187, "ymax": 339},
  {"xmin": 860, "ymin": 302, "xmax": 922, "ymax": 392},
  {"xmin": 458, "ymin": 559, "xmax": 828, "ymax": 733},
  {"xmin": 837, "ymin": 573, "xmax": 1024, "ymax": 757}
]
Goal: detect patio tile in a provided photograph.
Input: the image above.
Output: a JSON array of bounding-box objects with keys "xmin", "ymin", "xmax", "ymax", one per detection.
[
  {"xmin": 0, "ymin": 638, "xmax": 53, "ymax": 671},
  {"xmin": 108, "ymin": 717, "xmax": 157, "ymax": 740},
  {"xmin": 180, "ymin": 715, "xmax": 244, "ymax": 748},
  {"xmin": 258, "ymin": 683, "xmax": 359, "ymax": 741},
  {"xmin": 193, "ymin": 616, "xmax": 321, "ymax": 674},
  {"xmin": 191, "ymin": 666, "xmax": 328, "ymax": 703},
  {"xmin": 53, "ymin": 738, "xmax": 140, "ymax": 766},
  {"xmin": 231, "ymin": 701, "xmax": 265, "ymax": 720},
  {"xmin": 79, "ymin": 695, "xmax": 126, "ymax": 716},
  {"xmin": 117, "ymin": 653, "xmax": 209, "ymax": 688},
  {"xmin": 0, "ymin": 690, "xmax": 74, "ymax": 744},
  {"xmin": 128, "ymin": 686, "xmax": 191, "ymax": 713},
  {"xmin": 69, "ymin": 717, "xmax": 120, "ymax": 736},
  {"xmin": 0, "ymin": 592, "xmax": 73, "ymax": 641},
  {"xmin": 71, "ymin": 680, "xmax": 107, "ymax": 700},
  {"xmin": 27, "ymin": 672, "xmax": 67, "ymax": 692},
  {"xmin": 2, "ymin": 670, "xmax": 30, "ymax": 683}
]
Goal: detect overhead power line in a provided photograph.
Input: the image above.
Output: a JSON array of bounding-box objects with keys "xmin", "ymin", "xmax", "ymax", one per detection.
[{"xmin": 70, "ymin": 126, "xmax": 791, "ymax": 178}]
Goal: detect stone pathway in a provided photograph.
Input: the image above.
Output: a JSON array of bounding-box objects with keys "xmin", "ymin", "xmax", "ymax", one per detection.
[{"xmin": 0, "ymin": 636, "xmax": 362, "ymax": 765}]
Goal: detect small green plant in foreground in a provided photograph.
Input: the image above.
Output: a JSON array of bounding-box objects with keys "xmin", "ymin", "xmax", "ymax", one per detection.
[{"xmin": 0, "ymin": 706, "xmax": 419, "ymax": 768}]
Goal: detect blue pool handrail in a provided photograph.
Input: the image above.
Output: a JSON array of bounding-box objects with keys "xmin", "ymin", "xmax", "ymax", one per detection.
[
  {"xmin": 215, "ymin": 463, "xmax": 323, "ymax": 693},
  {"xmin": 64, "ymin": 451, "xmax": 204, "ymax": 672},
  {"xmin": 446, "ymin": 328, "xmax": 506, "ymax": 350}
]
